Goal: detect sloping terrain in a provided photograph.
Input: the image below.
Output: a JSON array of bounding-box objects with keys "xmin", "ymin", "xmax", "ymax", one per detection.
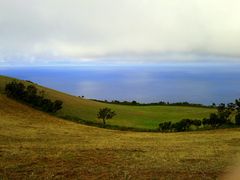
[
  {"xmin": 0, "ymin": 75, "xmax": 215, "ymax": 129},
  {"xmin": 1, "ymin": 94, "xmax": 240, "ymax": 179}
]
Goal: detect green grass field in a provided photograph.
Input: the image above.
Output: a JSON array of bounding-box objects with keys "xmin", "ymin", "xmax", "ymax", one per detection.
[
  {"xmin": 1, "ymin": 93, "xmax": 240, "ymax": 179},
  {"xmin": 0, "ymin": 75, "xmax": 215, "ymax": 129}
]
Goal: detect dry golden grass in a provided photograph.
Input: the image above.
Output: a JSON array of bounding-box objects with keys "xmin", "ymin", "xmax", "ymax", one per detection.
[{"xmin": 1, "ymin": 94, "xmax": 240, "ymax": 179}]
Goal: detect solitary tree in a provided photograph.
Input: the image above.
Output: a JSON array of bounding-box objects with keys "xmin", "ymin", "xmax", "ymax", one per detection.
[{"xmin": 97, "ymin": 107, "xmax": 116, "ymax": 126}]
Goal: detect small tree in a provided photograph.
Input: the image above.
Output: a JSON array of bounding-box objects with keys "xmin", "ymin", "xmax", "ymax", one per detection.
[{"xmin": 97, "ymin": 108, "xmax": 116, "ymax": 126}]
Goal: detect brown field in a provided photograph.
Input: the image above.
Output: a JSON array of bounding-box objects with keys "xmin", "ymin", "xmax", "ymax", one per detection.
[{"xmin": 1, "ymin": 94, "xmax": 240, "ymax": 179}]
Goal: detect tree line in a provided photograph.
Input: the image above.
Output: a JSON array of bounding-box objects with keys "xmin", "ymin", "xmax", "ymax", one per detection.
[
  {"xmin": 159, "ymin": 101, "xmax": 240, "ymax": 132},
  {"xmin": 5, "ymin": 81, "xmax": 63, "ymax": 113},
  {"xmin": 92, "ymin": 99, "xmax": 212, "ymax": 108}
]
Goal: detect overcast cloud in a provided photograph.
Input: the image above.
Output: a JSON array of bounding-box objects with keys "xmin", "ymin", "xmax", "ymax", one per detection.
[{"xmin": 0, "ymin": 0, "xmax": 240, "ymax": 65}]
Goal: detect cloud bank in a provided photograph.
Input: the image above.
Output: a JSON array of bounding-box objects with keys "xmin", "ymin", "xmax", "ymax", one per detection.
[{"xmin": 0, "ymin": 0, "xmax": 240, "ymax": 65}]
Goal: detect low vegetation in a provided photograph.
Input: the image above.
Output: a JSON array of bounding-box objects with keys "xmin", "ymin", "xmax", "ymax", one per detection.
[
  {"xmin": 93, "ymin": 99, "xmax": 213, "ymax": 108},
  {"xmin": 159, "ymin": 101, "xmax": 240, "ymax": 132},
  {"xmin": 5, "ymin": 80, "xmax": 63, "ymax": 113},
  {"xmin": 159, "ymin": 119, "xmax": 202, "ymax": 132}
]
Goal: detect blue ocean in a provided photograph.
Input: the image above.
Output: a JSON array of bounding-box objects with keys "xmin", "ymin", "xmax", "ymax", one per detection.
[{"xmin": 1, "ymin": 63, "xmax": 240, "ymax": 105}]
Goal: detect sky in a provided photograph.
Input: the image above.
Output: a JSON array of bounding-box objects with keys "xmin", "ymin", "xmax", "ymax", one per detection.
[{"xmin": 0, "ymin": 0, "xmax": 240, "ymax": 66}]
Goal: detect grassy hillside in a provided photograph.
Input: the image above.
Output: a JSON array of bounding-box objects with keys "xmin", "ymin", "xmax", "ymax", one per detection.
[
  {"xmin": 1, "ymin": 93, "xmax": 240, "ymax": 179},
  {"xmin": 0, "ymin": 75, "xmax": 215, "ymax": 129}
]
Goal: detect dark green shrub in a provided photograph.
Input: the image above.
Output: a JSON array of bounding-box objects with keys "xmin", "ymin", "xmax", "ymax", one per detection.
[
  {"xmin": 5, "ymin": 81, "xmax": 63, "ymax": 113},
  {"xmin": 159, "ymin": 122, "xmax": 172, "ymax": 132},
  {"xmin": 192, "ymin": 119, "xmax": 202, "ymax": 128},
  {"xmin": 235, "ymin": 113, "xmax": 240, "ymax": 126},
  {"xmin": 5, "ymin": 81, "xmax": 26, "ymax": 99},
  {"xmin": 53, "ymin": 100, "xmax": 63, "ymax": 113}
]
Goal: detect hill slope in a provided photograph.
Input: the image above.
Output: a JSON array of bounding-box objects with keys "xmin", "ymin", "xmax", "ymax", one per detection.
[
  {"xmin": 1, "ymin": 93, "xmax": 240, "ymax": 179},
  {"xmin": 0, "ymin": 75, "xmax": 215, "ymax": 129}
]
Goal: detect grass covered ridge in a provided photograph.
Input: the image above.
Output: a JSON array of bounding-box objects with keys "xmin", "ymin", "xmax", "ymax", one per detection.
[
  {"xmin": 1, "ymin": 94, "xmax": 240, "ymax": 179},
  {"xmin": 0, "ymin": 75, "xmax": 215, "ymax": 129}
]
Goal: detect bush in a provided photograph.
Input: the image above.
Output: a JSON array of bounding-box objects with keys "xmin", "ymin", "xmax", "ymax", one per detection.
[
  {"xmin": 53, "ymin": 100, "xmax": 63, "ymax": 113},
  {"xmin": 159, "ymin": 122, "xmax": 172, "ymax": 132},
  {"xmin": 192, "ymin": 119, "xmax": 202, "ymax": 127},
  {"xmin": 172, "ymin": 119, "xmax": 193, "ymax": 132},
  {"xmin": 235, "ymin": 113, "xmax": 240, "ymax": 126},
  {"xmin": 5, "ymin": 81, "xmax": 26, "ymax": 99},
  {"xmin": 5, "ymin": 81, "xmax": 63, "ymax": 113}
]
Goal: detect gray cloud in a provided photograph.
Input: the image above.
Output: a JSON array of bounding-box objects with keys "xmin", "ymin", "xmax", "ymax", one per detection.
[{"xmin": 0, "ymin": 0, "xmax": 240, "ymax": 65}]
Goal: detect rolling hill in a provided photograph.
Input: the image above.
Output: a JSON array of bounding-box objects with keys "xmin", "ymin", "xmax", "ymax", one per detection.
[
  {"xmin": 0, "ymin": 75, "xmax": 215, "ymax": 130},
  {"xmin": 1, "ymin": 92, "xmax": 240, "ymax": 179}
]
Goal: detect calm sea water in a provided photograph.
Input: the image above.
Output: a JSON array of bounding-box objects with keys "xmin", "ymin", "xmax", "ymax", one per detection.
[{"xmin": 1, "ymin": 64, "xmax": 240, "ymax": 105}]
